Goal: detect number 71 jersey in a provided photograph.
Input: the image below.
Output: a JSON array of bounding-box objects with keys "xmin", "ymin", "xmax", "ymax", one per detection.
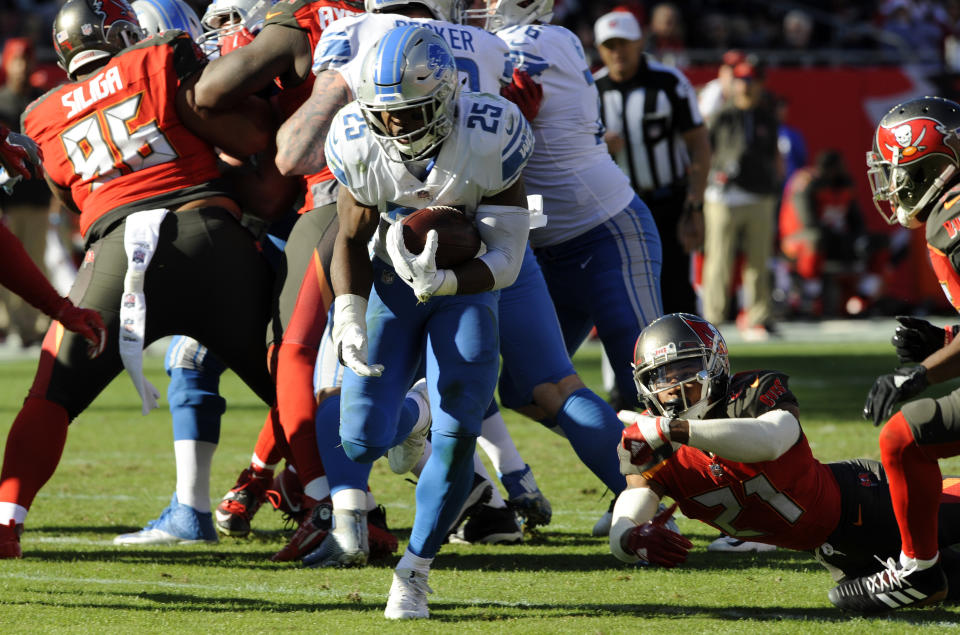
[
  {"xmin": 618, "ymin": 370, "xmax": 843, "ymax": 551},
  {"xmin": 22, "ymin": 31, "xmax": 221, "ymax": 238}
]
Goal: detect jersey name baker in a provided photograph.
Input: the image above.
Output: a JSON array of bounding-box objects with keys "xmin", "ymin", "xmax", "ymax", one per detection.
[
  {"xmin": 61, "ymin": 66, "xmax": 123, "ymax": 118},
  {"xmin": 391, "ymin": 19, "xmax": 476, "ymax": 52}
]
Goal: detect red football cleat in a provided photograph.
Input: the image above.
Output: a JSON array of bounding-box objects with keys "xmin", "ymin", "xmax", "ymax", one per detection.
[
  {"xmin": 215, "ymin": 467, "xmax": 272, "ymax": 537},
  {"xmin": 0, "ymin": 520, "xmax": 23, "ymax": 559},
  {"xmin": 271, "ymin": 498, "xmax": 332, "ymax": 562}
]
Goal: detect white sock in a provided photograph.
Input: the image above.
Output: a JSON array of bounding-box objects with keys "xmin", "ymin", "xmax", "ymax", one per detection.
[
  {"xmin": 0, "ymin": 502, "xmax": 27, "ymax": 525},
  {"xmin": 477, "ymin": 410, "xmax": 525, "ymax": 476},
  {"xmin": 396, "ymin": 548, "xmax": 433, "ymax": 574},
  {"xmin": 411, "ymin": 440, "xmax": 432, "ymax": 478},
  {"xmin": 304, "ymin": 476, "xmax": 330, "ymax": 502},
  {"xmin": 250, "ymin": 452, "xmax": 278, "ymax": 472},
  {"xmin": 406, "ymin": 385, "xmax": 430, "ymax": 435},
  {"xmin": 901, "ymin": 551, "xmax": 939, "ymax": 571},
  {"xmin": 366, "ymin": 489, "xmax": 376, "ymax": 512},
  {"xmin": 473, "ymin": 452, "xmax": 506, "ymax": 508},
  {"xmin": 174, "ymin": 439, "xmax": 216, "ymax": 511},
  {"xmin": 332, "ymin": 488, "xmax": 367, "ymax": 512}
]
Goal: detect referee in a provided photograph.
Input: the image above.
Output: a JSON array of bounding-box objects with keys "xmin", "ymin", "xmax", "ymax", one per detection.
[{"xmin": 593, "ymin": 10, "xmax": 711, "ymax": 315}]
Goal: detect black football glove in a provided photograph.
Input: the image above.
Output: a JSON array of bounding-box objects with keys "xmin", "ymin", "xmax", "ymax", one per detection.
[
  {"xmin": 892, "ymin": 316, "xmax": 960, "ymax": 364},
  {"xmin": 863, "ymin": 365, "xmax": 929, "ymax": 426}
]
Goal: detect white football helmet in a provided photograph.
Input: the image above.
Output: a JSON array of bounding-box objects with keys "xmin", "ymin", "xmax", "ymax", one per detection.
[
  {"xmin": 462, "ymin": 0, "xmax": 553, "ymax": 32},
  {"xmin": 199, "ymin": 0, "xmax": 273, "ymax": 55},
  {"xmin": 365, "ymin": 0, "xmax": 463, "ymax": 23},
  {"xmin": 132, "ymin": 0, "xmax": 203, "ymax": 38},
  {"xmin": 357, "ymin": 25, "xmax": 459, "ymax": 162},
  {"xmin": 632, "ymin": 313, "xmax": 731, "ymax": 420}
]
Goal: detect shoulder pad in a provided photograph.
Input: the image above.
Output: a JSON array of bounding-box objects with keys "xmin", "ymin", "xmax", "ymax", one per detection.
[
  {"xmin": 125, "ymin": 30, "xmax": 204, "ymax": 80},
  {"xmin": 725, "ymin": 370, "xmax": 797, "ymax": 418},
  {"xmin": 324, "ymin": 102, "xmax": 372, "ymax": 193}
]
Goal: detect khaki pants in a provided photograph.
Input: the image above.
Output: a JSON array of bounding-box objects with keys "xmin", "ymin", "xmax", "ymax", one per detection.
[
  {"xmin": 0, "ymin": 204, "xmax": 49, "ymax": 344},
  {"xmin": 701, "ymin": 196, "xmax": 775, "ymax": 327}
]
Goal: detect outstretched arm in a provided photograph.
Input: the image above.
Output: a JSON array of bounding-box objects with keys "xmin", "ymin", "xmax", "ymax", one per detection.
[{"xmin": 275, "ymin": 69, "xmax": 352, "ymax": 176}]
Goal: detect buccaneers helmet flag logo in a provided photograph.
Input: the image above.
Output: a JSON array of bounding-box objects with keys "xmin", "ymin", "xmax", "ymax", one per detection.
[
  {"xmin": 91, "ymin": 0, "xmax": 136, "ymax": 30},
  {"xmin": 681, "ymin": 315, "xmax": 724, "ymax": 353},
  {"xmin": 877, "ymin": 117, "xmax": 960, "ymax": 165}
]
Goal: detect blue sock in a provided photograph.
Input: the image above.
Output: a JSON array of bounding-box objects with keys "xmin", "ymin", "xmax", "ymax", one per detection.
[
  {"xmin": 555, "ymin": 388, "xmax": 626, "ymax": 493},
  {"xmin": 168, "ymin": 367, "xmax": 225, "ymax": 443}
]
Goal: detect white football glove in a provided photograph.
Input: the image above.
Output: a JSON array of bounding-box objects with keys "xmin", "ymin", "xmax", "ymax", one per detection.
[
  {"xmin": 385, "ymin": 220, "xmax": 456, "ymax": 303},
  {"xmin": 332, "ymin": 294, "xmax": 383, "ymax": 377}
]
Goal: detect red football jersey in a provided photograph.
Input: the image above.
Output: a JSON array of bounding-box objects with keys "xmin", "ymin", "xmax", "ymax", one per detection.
[
  {"xmin": 926, "ymin": 183, "xmax": 960, "ymax": 312},
  {"xmin": 265, "ymin": 0, "xmax": 364, "ymax": 212},
  {"xmin": 620, "ymin": 370, "xmax": 842, "ymax": 551},
  {"xmin": 22, "ymin": 31, "xmax": 221, "ymax": 238}
]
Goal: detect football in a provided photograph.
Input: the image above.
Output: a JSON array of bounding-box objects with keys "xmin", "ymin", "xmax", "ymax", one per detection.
[{"xmin": 401, "ymin": 206, "xmax": 482, "ymax": 269}]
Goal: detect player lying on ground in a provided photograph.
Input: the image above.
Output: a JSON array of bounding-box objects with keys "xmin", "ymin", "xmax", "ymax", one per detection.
[{"xmin": 610, "ymin": 313, "xmax": 960, "ymax": 609}]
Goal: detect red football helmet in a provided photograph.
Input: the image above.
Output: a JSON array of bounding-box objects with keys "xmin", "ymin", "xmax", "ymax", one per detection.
[
  {"xmin": 867, "ymin": 96, "xmax": 960, "ymax": 228},
  {"xmin": 53, "ymin": 0, "xmax": 144, "ymax": 80}
]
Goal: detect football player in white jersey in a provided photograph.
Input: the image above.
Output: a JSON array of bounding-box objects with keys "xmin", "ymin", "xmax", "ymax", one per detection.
[{"xmin": 325, "ymin": 26, "xmax": 532, "ymax": 618}]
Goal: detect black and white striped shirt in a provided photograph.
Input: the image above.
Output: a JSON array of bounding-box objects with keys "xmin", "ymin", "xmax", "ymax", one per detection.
[{"xmin": 594, "ymin": 56, "xmax": 703, "ymax": 198}]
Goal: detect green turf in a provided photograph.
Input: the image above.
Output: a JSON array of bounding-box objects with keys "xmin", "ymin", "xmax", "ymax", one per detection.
[{"xmin": 1, "ymin": 339, "xmax": 959, "ymax": 632}]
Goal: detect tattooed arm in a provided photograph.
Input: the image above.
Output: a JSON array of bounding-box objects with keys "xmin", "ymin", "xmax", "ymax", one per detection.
[{"xmin": 275, "ymin": 69, "xmax": 352, "ymax": 176}]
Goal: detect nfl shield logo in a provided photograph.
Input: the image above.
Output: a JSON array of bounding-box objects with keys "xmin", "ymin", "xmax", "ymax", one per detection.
[{"xmin": 81, "ymin": 23, "xmax": 93, "ymax": 36}]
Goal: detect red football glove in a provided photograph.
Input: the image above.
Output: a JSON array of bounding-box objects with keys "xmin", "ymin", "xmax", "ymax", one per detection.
[
  {"xmin": 500, "ymin": 69, "xmax": 543, "ymax": 122},
  {"xmin": 55, "ymin": 299, "xmax": 107, "ymax": 359},
  {"xmin": 0, "ymin": 125, "xmax": 43, "ymax": 180},
  {"xmin": 618, "ymin": 410, "xmax": 675, "ymax": 475},
  {"xmin": 625, "ymin": 503, "xmax": 692, "ymax": 568}
]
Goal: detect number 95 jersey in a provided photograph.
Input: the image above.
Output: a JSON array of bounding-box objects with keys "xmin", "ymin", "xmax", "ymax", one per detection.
[{"xmin": 325, "ymin": 92, "xmax": 533, "ymax": 264}]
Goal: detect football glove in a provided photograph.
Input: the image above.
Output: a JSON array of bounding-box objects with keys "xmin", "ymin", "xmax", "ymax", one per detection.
[
  {"xmin": 891, "ymin": 315, "xmax": 959, "ymax": 364},
  {"xmin": 624, "ymin": 502, "xmax": 692, "ymax": 568},
  {"xmin": 332, "ymin": 295, "xmax": 384, "ymax": 377},
  {"xmin": 55, "ymin": 299, "xmax": 107, "ymax": 359},
  {"xmin": 385, "ymin": 221, "xmax": 455, "ymax": 303},
  {"xmin": 618, "ymin": 411, "xmax": 675, "ymax": 475},
  {"xmin": 863, "ymin": 365, "xmax": 928, "ymax": 426},
  {"xmin": 0, "ymin": 126, "xmax": 42, "ymax": 180},
  {"xmin": 500, "ymin": 69, "xmax": 543, "ymax": 122}
]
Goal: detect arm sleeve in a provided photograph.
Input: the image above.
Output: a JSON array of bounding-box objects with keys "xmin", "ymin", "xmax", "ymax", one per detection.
[
  {"xmin": 475, "ymin": 204, "xmax": 529, "ymax": 290},
  {"xmin": 0, "ymin": 223, "xmax": 66, "ymax": 319},
  {"xmin": 685, "ymin": 409, "xmax": 801, "ymax": 463},
  {"xmin": 609, "ymin": 486, "xmax": 661, "ymax": 563}
]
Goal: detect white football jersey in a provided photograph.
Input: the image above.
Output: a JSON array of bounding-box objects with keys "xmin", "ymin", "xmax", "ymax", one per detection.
[
  {"xmin": 497, "ymin": 24, "xmax": 634, "ymax": 247},
  {"xmin": 314, "ymin": 13, "xmax": 512, "ymax": 95},
  {"xmin": 325, "ymin": 92, "xmax": 534, "ymax": 266}
]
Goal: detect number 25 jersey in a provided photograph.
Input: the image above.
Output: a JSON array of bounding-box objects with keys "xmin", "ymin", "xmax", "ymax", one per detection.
[{"xmin": 22, "ymin": 31, "xmax": 222, "ymax": 238}]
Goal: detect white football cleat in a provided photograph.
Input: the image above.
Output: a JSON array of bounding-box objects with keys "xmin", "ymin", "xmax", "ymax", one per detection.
[
  {"xmin": 302, "ymin": 509, "xmax": 369, "ymax": 568},
  {"xmin": 388, "ymin": 379, "xmax": 431, "ymax": 474},
  {"xmin": 384, "ymin": 567, "xmax": 433, "ymax": 619},
  {"xmin": 707, "ymin": 535, "xmax": 776, "ymax": 552}
]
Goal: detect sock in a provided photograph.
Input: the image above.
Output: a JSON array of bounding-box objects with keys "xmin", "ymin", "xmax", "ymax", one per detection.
[
  {"xmin": 276, "ymin": 341, "xmax": 326, "ymax": 484},
  {"xmin": 411, "ymin": 440, "xmax": 432, "ymax": 477},
  {"xmin": 473, "ymin": 452, "xmax": 506, "ymax": 508},
  {"xmin": 0, "ymin": 503, "xmax": 27, "ymax": 525},
  {"xmin": 303, "ymin": 476, "xmax": 330, "ymax": 503},
  {"xmin": 901, "ymin": 551, "xmax": 940, "ymax": 571},
  {"xmin": 332, "ymin": 488, "xmax": 367, "ymax": 511},
  {"xmin": 174, "ymin": 440, "xmax": 216, "ymax": 511},
  {"xmin": 0, "ymin": 397, "xmax": 69, "ymax": 513},
  {"xmin": 410, "ymin": 432, "xmax": 475, "ymax": 557},
  {"xmin": 251, "ymin": 411, "xmax": 282, "ymax": 471},
  {"xmin": 880, "ymin": 412, "xmax": 942, "ymax": 561},
  {"xmin": 477, "ymin": 408, "xmax": 525, "ymax": 476},
  {"xmin": 315, "ymin": 394, "xmax": 373, "ymax": 491},
  {"xmin": 555, "ymin": 388, "xmax": 626, "ymax": 494},
  {"xmin": 396, "ymin": 547, "xmax": 433, "ymax": 574}
]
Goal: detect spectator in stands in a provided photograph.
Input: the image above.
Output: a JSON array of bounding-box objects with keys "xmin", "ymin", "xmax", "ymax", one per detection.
[
  {"xmin": 783, "ymin": 9, "xmax": 814, "ymax": 51},
  {"xmin": 0, "ymin": 37, "xmax": 51, "ymax": 347},
  {"xmin": 779, "ymin": 150, "xmax": 876, "ymax": 317},
  {"xmin": 701, "ymin": 58, "xmax": 781, "ymax": 340},
  {"xmin": 645, "ymin": 2, "xmax": 686, "ymax": 66}
]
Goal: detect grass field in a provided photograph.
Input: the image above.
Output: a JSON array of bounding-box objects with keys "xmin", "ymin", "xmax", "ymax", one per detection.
[{"xmin": 2, "ymin": 336, "xmax": 960, "ymax": 632}]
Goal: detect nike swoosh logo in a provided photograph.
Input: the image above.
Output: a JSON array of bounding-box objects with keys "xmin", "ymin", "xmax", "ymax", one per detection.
[
  {"xmin": 580, "ymin": 256, "xmax": 593, "ymax": 269},
  {"xmin": 945, "ymin": 195, "xmax": 960, "ymax": 210},
  {"xmin": 265, "ymin": 10, "xmax": 283, "ymax": 19},
  {"xmin": 852, "ymin": 504, "xmax": 863, "ymax": 527}
]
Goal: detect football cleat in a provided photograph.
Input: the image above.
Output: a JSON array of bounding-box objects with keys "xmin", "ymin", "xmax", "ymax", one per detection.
[
  {"xmin": 114, "ymin": 493, "xmax": 218, "ymax": 545},
  {"xmin": 0, "ymin": 520, "xmax": 23, "ymax": 559},
  {"xmin": 368, "ymin": 505, "xmax": 399, "ymax": 560},
  {"xmin": 449, "ymin": 504, "xmax": 523, "ymax": 545},
  {"xmin": 447, "ymin": 472, "xmax": 493, "ymax": 536},
  {"xmin": 502, "ymin": 464, "xmax": 551, "ymax": 530},
  {"xmin": 384, "ymin": 568, "xmax": 433, "ymax": 620},
  {"xmin": 707, "ymin": 535, "xmax": 776, "ymax": 553},
  {"xmin": 387, "ymin": 379, "xmax": 431, "ymax": 474},
  {"xmin": 829, "ymin": 556, "xmax": 948, "ymax": 614},
  {"xmin": 266, "ymin": 463, "xmax": 306, "ymax": 524},
  {"xmin": 215, "ymin": 466, "xmax": 271, "ymax": 537},
  {"xmin": 302, "ymin": 509, "xmax": 369, "ymax": 568},
  {"xmin": 271, "ymin": 499, "xmax": 332, "ymax": 562},
  {"xmin": 591, "ymin": 499, "xmax": 615, "ymax": 537}
]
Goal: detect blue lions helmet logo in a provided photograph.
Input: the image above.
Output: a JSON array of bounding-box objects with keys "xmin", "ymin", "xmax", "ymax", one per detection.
[{"xmin": 426, "ymin": 42, "xmax": 452, "ymax": 80}]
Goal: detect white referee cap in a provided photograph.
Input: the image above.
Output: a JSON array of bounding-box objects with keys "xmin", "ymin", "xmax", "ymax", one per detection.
[{"xmin": 594, "ymin": 10, "xmax": 642, "ymax": 45}]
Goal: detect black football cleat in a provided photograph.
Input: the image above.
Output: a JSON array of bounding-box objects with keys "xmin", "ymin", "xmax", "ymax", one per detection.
[{"xmin": 829, "ymin": 556, "xmax": 948, "ymax": 615}]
